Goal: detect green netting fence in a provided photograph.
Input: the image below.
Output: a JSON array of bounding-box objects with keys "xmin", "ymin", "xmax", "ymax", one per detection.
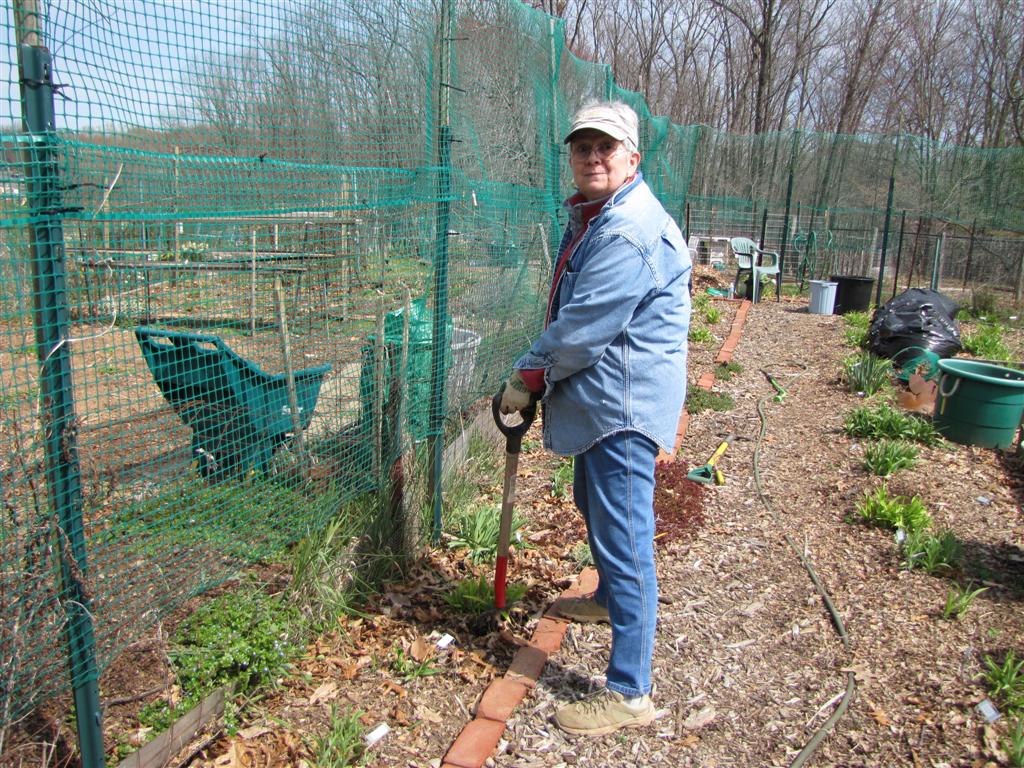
[{"xmin": 2, "ymin": 0, "xmax": 1024, "ymax": 762}]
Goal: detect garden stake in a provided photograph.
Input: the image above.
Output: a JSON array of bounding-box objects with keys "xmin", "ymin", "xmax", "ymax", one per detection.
[{"xmin": 491, "ymin": 387, "xmax": 537, "ymax": 609}]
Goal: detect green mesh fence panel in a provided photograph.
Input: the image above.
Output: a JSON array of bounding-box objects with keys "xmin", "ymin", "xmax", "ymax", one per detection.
[
  {"xmin": 2, "ymin": 0, "xmax": 1024, "ymax": 749},
  {"xmin": 684, "ymin": 127, "xmax": 1024, "ymax": 291}
]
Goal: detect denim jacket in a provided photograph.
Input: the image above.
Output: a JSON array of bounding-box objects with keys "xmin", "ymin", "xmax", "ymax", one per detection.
[{"xmin": 515, "ymin": 172, "xmax": 691, "ymax": 455}]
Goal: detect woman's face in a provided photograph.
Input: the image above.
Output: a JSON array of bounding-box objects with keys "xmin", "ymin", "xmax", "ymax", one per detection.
[{"xmin": 569, "ymin": 128, "xmax": 641, "ymax": 201}]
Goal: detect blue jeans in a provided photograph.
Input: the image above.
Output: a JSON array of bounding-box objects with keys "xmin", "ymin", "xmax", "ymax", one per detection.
[{"xmin": 573, "ymin": 429, "xmax": 658, "ymax": 698}]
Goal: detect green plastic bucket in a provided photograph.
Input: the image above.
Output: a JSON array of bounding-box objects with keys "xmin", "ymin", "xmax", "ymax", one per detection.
[{"xmin": 934, "ymin": 359, "xmax": 1024, "ymax": 448}]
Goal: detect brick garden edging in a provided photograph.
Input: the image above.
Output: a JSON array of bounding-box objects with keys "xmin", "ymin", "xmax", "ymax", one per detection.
[{"xmin": 440, "ymin": 299, "xmax": 753, "ymax": 768}]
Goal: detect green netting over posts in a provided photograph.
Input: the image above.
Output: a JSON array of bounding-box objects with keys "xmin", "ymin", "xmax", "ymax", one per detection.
[{"xmin": 1, "ymin": 0, "xmax": 1023, "ymax": 760}]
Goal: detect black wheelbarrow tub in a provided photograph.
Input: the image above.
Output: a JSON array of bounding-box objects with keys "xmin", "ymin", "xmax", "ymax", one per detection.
[{"xmin": 134, "ymin": 326, "xmax": 331, "ymax": 479}]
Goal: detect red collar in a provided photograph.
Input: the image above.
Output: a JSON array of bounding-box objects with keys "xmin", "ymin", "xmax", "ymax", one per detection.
[{"xmin": 565, "ymin": 192, "xmax": 607, "ymax": 227}]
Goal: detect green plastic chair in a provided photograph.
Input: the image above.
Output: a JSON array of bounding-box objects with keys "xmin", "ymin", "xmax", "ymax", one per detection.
[{"xmin": 730, "ymin": 236, "xmax": 781, "ymax": 303}]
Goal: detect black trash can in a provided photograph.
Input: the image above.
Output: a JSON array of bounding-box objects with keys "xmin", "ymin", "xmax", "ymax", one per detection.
[{"xmin": 830, "ymin": 275, "xmax": 874, "ymax": 314}]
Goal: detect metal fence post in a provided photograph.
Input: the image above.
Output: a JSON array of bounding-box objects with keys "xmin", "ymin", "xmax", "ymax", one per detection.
[
  {"xmin": 931, "ymin": 232, "xmax": 945, "ymax": 292},
  {"xmin": 428, "ymin": 0, "xmax": 454, "ymax": 542},
  {"xmin": 891, "ymin": 210, "xmax": 907, "ymax": 299},
  {"xmin": 15, "ymin": 1, "xmax": 105, "ymax": 764},
  {"xmin": 875, "ymin": 135, "xmax": 899, "ymax": 305},
  {"xmin": 546, "ymin": 16, "xmax": 562, "ymax": 260},
  {"xmin": 779, "ymin": 127, "xmax": 799, "ymax": 288}
]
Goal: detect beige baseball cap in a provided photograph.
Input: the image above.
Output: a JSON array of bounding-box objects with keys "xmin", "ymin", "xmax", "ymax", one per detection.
[{"xmin": 564, "ymin": 102, "xmax": 639, "ymax": 150}]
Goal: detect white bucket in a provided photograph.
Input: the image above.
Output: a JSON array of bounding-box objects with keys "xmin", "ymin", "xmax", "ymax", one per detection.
[
  {"xmin": 449, "ymin": 328, "xmax": 481, "ymax": 404},
  {"xmin": 808, "ymin": 280, "xmax": 838, "ymax": 315}
]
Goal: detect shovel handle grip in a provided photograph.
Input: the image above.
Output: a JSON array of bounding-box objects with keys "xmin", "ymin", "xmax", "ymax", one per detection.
[{"xmin": 492, "ymin": 384, "xmax": 538, "ymax": 452}]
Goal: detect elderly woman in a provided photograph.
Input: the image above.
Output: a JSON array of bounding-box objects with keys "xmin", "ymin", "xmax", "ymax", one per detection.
[{"xmin": 500, "ymin": 100, "xmax": 691, "ymax": 735}]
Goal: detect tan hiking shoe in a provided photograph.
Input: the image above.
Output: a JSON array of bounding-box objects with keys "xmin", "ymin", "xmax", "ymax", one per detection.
[
  {"xmin": 554, "ymin": 688, "xmax": 656, "ymax": 736},
  {"xmin": 555, "ymin": 595, "xmax": 610, "ymax": 624}
]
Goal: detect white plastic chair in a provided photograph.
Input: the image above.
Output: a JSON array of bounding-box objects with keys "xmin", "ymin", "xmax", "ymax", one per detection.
[{"xmin": 730, "ymin": 236, "xmax": 780, "ymax": 303}]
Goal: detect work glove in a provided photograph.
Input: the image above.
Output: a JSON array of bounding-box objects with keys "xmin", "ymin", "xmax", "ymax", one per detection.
[{"xmin": 499, "ymin": 370, "xmax": 534, "ymax": 415}]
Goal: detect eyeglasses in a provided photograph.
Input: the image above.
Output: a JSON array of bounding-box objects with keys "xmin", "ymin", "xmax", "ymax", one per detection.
[{"xmin": 570, "ymin": 139, "xmax": 627, "ymax": 162}]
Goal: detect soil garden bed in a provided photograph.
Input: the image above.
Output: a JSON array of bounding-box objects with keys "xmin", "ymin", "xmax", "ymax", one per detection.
[{"xmin": 4, "ymin": 283, "xmax": 1024, "ymax": 768}]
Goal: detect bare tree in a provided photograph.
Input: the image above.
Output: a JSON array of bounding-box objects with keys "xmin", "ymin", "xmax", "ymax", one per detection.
[{"xmin": 966, "ymin": 0, "xmax": 1024, "ymax": 147}]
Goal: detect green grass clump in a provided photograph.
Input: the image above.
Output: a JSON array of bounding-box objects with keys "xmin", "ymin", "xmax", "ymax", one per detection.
[
  {"xmin": 689, "ymin": 324, "xmax": 715, "ymax": 344},
  {"xmin": 444, "ymin": 575, "xmax": 527, "ymax": 614},
  {"xmin": 1006, "ymin": 718, "xmax": 1024, "ymax": 767},
  {"xmin": 687, "ymin": 388, "xmax": 735, "ymax": 415},
  {"xmin": 447, "ymin": 503, "xmax": 525, "ymax": 564},
  {"xmin": 963, "ymin": 322, "xmax": 1012, "ymax": 362},
  {"xmin": 968, "ymin": 286, "xmax": 1000, "ymax": 318},
  {"xmin": 941, "ymin": 582, "xmax": 987, "ymax": 620},
  {"xmin": 844, "ymin": 402, "xmax": 940, "ymax": 445},
  {"xmin": 862, "ymin": 439, "xmax": 918, "ymax": 477},
  {"xmin": 983, "ymin": 650, "xmax": 1024, "ymax": 712},
  {"xmin": 570, "ymin": 541, "xmax": 594, "ymax": 568},
  {"xmin": 702, "ymin": 304, "xmax": 722, "ymax": 325},
  {"xmin": 842, "ymin": 311, "xmax": 871, "ymax": 349},
  {"xmin": 855, "ymin": 485, "xmax": 932, "ymax": 533},
  {"xmin": 288, "ymin": 502, "xmax": 384, "ymax": 630},
  {"xmin": 551, "ymin": 458, "xmax": 574, "ymax": 499},
  {"xmin": 843, "ymin": 351, "xmax": 893, "ymax": 396},
  {"xmin": 390, "ymin": 644, "xmax": 439, "ymax": 681},
  {"xmin": 714, "ymin": 360, "xmax": 743, "ymax": 381},
  {"xmin": 901, "ymin": 528, "xmax": 962, "ymax": 574},
  {"xmin": 312, "ymin": 704, "xmax": 367, "ymax": 767}
]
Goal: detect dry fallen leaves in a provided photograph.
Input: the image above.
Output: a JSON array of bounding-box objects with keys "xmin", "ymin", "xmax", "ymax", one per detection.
[
  {"xmin": 308, "ymin": 680, "xmax": 338, "ymax": 705},
  {"xmin": 408, "ymin": 636, "xmax": 433, "ymax": 663},
  {"xmin": 683, "ymin": 704, "xmax": 717, "ymax": 730}
]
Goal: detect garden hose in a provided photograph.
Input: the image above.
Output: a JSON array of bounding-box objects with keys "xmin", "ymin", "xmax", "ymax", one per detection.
[
  {"xmin": 752, "ymin": 368, "xmax": 856, "ymax": 768},
  {"xmin": 762, "ymin": 369, "xmax": 788, "ymax": 403}
]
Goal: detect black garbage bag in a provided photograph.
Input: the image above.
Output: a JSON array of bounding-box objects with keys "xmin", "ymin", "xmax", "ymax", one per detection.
[{"xmin": 868, "ymin": 288, "xmax": 962, "ymax": 360}]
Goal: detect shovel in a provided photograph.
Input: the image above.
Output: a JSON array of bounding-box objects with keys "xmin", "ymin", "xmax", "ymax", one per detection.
[{"xmin": 491, "ymin": 387, "xmax": 538, "ymax": 609}]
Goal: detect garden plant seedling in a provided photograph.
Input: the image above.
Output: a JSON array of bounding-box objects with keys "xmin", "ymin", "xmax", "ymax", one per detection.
[
  {"xmin": 941, "ymin": 582, "xmax": 987, "ymax": 620},
  {"xmin": 862, "ymin": 439, "xmax": 918, "ymax": 477}
]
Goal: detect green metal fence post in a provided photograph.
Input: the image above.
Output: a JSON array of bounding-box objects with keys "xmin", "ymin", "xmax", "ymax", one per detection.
[
  {"xmin": 546, "ymin": 16, "xmax": 563, "ymax": 260},
  {"xmin": 931, "ymin": 232, "xmax": 944, "ymax": 292},
  {"xmin": 891, "ymin": 210, "xmax": 907, "ymax": 299},
  {"xmin": 961, "ymin": 218, "xmax": 977, "ymax": 292},
  {"xmin": 428, "ymin": 0, "xmax": 455, "ymax": 542},
  {"xmin": 15, "ymin": 2, "xmax": 105, "ymax": 765},
  {"xmin": 875, "ymin": 134, "xmax": 900, "ymax": 306},
  {"xmin": 779, "ymin": 127, "xmax": 799, "ymax": 293}
]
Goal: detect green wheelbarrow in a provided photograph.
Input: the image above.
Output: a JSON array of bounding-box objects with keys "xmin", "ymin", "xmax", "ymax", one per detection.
[{"xmin": 135, "ymin": 326, "xmax": 331, "ymax": 481}]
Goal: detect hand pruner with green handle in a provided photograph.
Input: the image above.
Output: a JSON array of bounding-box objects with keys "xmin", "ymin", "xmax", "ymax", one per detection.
[
  {"xmin": 491, "ymin": 386, "xmax": 538, "ymax": 610},
  {"xmin": 686, "ymin": 434, "xmax": 733, "ymax": 485}
]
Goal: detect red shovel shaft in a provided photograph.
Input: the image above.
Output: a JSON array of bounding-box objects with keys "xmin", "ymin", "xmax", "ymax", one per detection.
[
  {"xmin": 495, "ymin": 450, "xmax": 519, "ymax": 609},
  {"xmin": 491, "ymin": 386, "xmax": 537, "ymax": 610}
]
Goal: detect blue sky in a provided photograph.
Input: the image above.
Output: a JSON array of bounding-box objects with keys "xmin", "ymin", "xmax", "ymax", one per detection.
[{"xmin": 3, "ymin": 0, "xmax": 291, "ymax": 132}]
